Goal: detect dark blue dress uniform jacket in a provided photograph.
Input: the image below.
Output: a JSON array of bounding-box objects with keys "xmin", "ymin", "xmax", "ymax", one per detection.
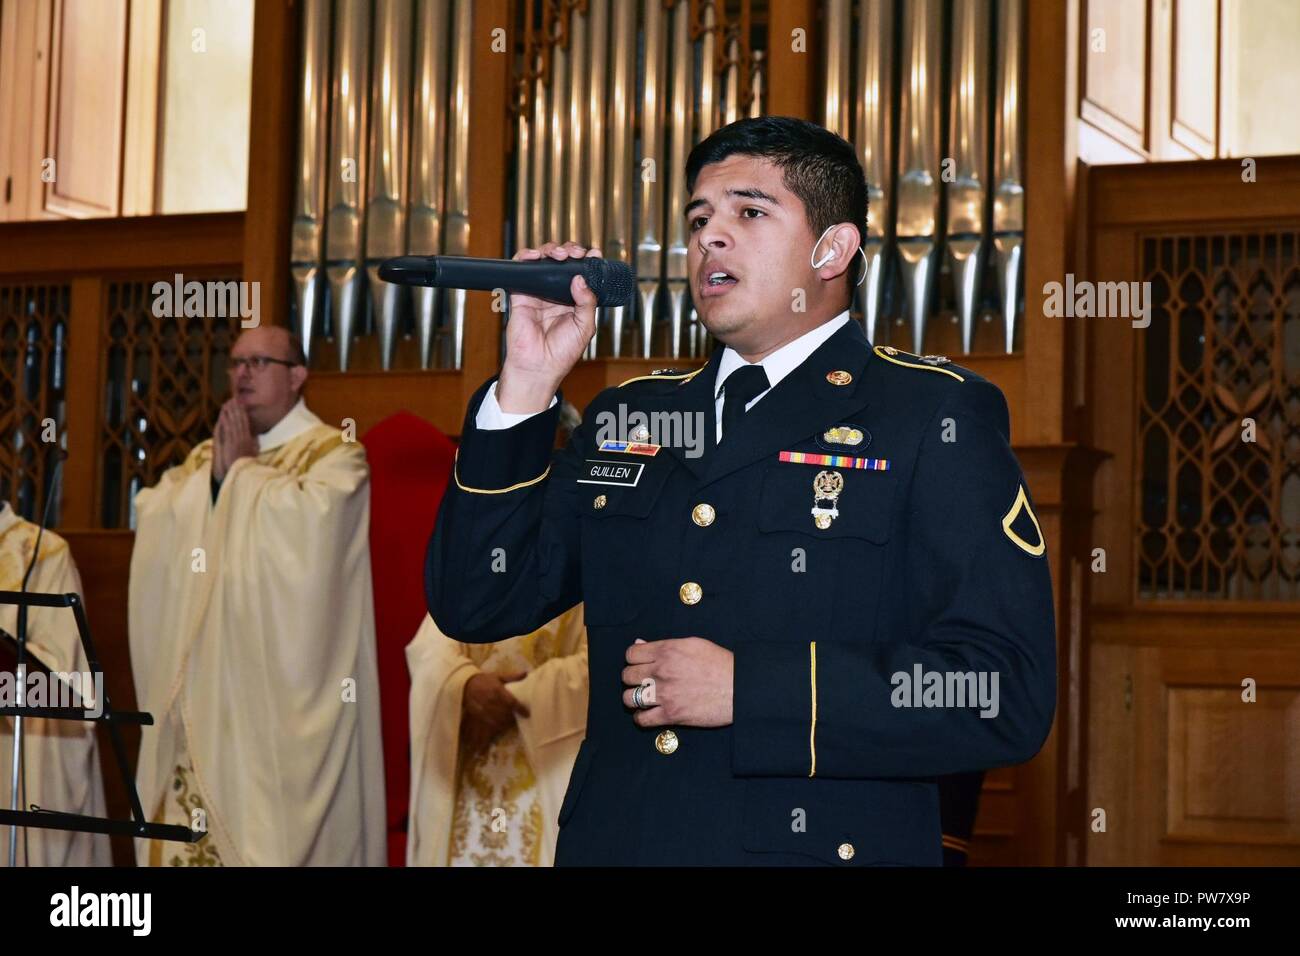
[{"xmin": 426, "ymin": 319, "xmax": 1057, "ymax": 866}]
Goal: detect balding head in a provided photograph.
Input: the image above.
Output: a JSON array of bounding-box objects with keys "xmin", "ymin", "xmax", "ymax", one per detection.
[{"xmin": 228, "ymin": 325, "xmax": 309, "ymax": 434}]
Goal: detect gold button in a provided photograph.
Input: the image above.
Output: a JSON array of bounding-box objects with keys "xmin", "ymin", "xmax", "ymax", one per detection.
[
  {"xmin": 837, "ymin": 842, "xmax": 855, "ymax": 861},
  {"xmin": 678, "ymin": 581, "xmax": 702, "ymax": 605},
  {"xmin": 594, "ymin": 494, "xmax": 607, "ymax": 509},
  {"xmin": 826, "ymin": 369, "xmax": 853, "ymax": 386},
  {"xmin": 655, "ymin": 730, "xmax": 679, "ymax": 755},
  {"xmin": 691, "ymin": 503, "xmax": 716, "ymax": 527}
]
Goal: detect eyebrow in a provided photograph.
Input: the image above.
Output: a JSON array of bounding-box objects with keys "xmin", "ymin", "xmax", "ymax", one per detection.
[{"xmin": 683, "ymin": 187, "xmax": 782, "ymax": 219}]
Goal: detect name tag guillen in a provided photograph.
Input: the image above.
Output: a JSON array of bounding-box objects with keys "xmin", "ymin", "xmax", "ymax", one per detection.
[{"xmin": 578, "ymin": 458, "xmax": 646, "ymax": 487}]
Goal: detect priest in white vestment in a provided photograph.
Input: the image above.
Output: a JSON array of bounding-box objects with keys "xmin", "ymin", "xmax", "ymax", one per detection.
[
  {"xmin": 405, "ymin": 604, "xmax": 587, "ymax": 866},
  {"xmin": 129, "ymin": 326, "xmax": 385, "ymax": 866},
  {"xmin": 0, "ymin": 501, "xmax": 111, "ymax": 865}
]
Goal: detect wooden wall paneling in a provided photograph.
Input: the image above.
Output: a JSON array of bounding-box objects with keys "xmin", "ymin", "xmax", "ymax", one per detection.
[
  {"xmin": 0, "ymin": 0, "xmax": 26, "ymax": 220},
  {"xmin": 1081, "ymin": 155, "xmax": 1300, "ymax": 598},
  {"xmin": 1169, "ymin": 0, "xmax": 1218, "ymax": 158},
  {"xmin": 29, "ymin": 0, "xmax": 54, "ymax": 218},
  {"xmin": 1025, "ymin": 0, "xmax": 1074, "ymax": 448},
  {"xmin": 1071, "ymin": 163, "xmax": 1092, "ymax": 435},
  {"xmin": 1089, "ymin": 156, "xmax": 1300, "ymax": 228},
  {"xmin": 61, "ymin": 529, "xmax": 139, "ymax": 866},
  {"xmin": 33, "ymin": 0, "xmax": 56, "ymax": 217},
  {"xmin": 1079, "ymin": 0, "xmax": 1151, "ymax": 154},
  {"xmin": 1165, "ymin": 650, "xmax": 1300, "ymax": 850},
  {"xmin": 44, "ymin": 0, "xmax": 129, "ymax": 218},
  {"xmin": 1122, "ymin": 641, "xmax": 1300, "ymax": 865},
  {"xmin": 307, "ymin": 370, "xmax": 466, "ymax": 439},
  {"xmin": 1081, "ymin": 641, "xmax": 1150, "ymax": 865},
  {"xmin": 1064, "ymin": 552, "xmax": 1087, "ymax": 865},
  {"xmin": 765, "ymin": 0, "xmax": 815, "ymax": 119},
  {"xmin": 121, "ymin": 0, "xmax": 162, "ymax": 216},
  {"xmin": 0, "ymin": 211, "xmax": 244, "ymax": 277},
  {"xmin": 1026, "ymin": 450, "xmax": 1069, "ymax": 866},
  {"xmin": 1094, "ymin": 604, "xmax": 1300, "ymax": 646},
  {"xmin": 1085, "ymin": 218, "xmax": 1137, "ymax": 603},
  {"xmin": 456, "ymin": 0, "xmax": 510, "ymax": 411},
  {"xmin": 61, "ymin": 275, "xmax": 106, "ymax": 528},
  {"xmin": 969, "ymin": 765, "xmax": 1018, "ymax": 864},
  {"xmin": 1216, "ymin": 0, "xmax": 1239, "ymax": 158},
  {"xmin": 1130, "ymin": 644, "xmax": 1172, "ymax": 863},
  {"xmin": 1077, "ymin": 115, "xmax": 1147, "ymax": 166},
  {"xmin": 241, "ymin": 0, "xmax": 298, "ymax": 327},
  {"xmin": 1145, "ymin": 0, "xmax": 1191, "ymax": 161},
  {"xmin": 1058, "ymin": 445, "xmax": 1109, "ymax": 864},
  {"xmin": 1085, "ymin": 157, "xmax": 1300, "ymax": 864},
  {"xmin": 1087, "ymin": 155, "xmax": 1300, "ymax": 605},
  {"xmin": 1083, "ymin": 641, "xmax": 1133, "ymax": 863},
  {"xmin": 0, "ymin": 0, "xmax": 54, "ymax": 221}
]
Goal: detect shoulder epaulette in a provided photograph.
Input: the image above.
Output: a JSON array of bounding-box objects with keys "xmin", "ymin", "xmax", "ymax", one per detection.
[
  {"xmin": 617, "ymin": 367, "xmax": 706, "ymax": 387},
  {"xmin": 871, "ymin": 345, "xmax": 966, "ymax": 383}
]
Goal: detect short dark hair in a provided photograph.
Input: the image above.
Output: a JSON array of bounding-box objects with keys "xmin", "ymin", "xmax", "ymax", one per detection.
[{"xmin": 685, "ymin": 116, "xmax": 868, "ymax": 287}]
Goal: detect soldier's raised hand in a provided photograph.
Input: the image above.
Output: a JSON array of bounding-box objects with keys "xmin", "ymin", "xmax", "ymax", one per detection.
[{"xmin": 496, "ymin": 240, "xmax": 601, "ymax": 414}]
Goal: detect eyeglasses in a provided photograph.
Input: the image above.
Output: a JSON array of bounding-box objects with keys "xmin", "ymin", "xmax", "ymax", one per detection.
[{"xmin": 228, "ymin": 355, "xmax": 299, "ymax": 373}]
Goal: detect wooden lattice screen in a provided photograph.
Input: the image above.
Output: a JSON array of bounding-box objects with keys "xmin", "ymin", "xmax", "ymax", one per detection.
[
  {"xmin": 0, "ymin": 284, "xmax": 69, "ymax": 525},
  {"xmin": 1138, "ymin": 230, "xmax": 1300, "ymax": 599},
  {"xmin": 100, "ymin": 278, "xmax": 241, "ymax": 529}
]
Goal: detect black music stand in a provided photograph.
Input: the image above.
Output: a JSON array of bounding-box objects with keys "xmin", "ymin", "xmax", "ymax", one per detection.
[{"xmin": 0, "ymin": 588, "xmax": 199, "ymax": 858}]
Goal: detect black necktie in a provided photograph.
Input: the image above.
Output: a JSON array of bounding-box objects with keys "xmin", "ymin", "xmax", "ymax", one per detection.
[{"xmin": 719, "ymin": 364, "xmax": 770, "ymax": 444}]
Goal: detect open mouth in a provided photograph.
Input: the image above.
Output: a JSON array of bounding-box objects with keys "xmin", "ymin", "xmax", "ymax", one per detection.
[{"xmin": 701, "ymin": 270, "xmax": 739, "ymax": 297}]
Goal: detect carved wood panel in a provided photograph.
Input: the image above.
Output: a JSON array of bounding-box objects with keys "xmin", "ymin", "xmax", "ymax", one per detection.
[
  {"xmin": 1137, "ymin": 230, "xmax": 1300, "ymax": 599},
  {"xmin": 0, "ymin": 283, "xmax": 69, "ymax": 523}
]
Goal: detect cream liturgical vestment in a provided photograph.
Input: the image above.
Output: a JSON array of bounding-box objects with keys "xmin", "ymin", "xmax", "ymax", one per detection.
[
  {"xmin": 406, "ymin": 605, "xmax": 587, "ymax": 866},
  {"xmin": 0, "ymin": 502, "xmax": 111, "ymax": 865},
  {"xmin": 129, "ymin": 400, "xmax": 385, "ymax": 866}
]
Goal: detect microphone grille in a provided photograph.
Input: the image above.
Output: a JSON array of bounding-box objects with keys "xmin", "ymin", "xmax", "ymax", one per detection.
[{"xmin": 583, "ymin": 258, "xmax": 636, "ymax": 307}]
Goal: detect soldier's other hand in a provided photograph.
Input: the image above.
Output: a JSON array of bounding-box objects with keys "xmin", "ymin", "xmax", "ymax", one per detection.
[
  {"xmin": 621, "ymin": 637, "xmax": 733, "ymax": 728},
  {"xmin": 497, "ymin": 241, "xmax": 602, "ymax": 414}
]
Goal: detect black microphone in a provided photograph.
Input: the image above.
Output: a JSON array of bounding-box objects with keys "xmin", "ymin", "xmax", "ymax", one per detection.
[{"xmin": 378, "ymin": 254, "xmax": 636, "ymax": 307}]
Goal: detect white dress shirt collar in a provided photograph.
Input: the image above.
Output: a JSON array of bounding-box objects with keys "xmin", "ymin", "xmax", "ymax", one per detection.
[
  {"xmin": 714, "ymin": 308, "xmax": 852, "ymax": 401},
  {"xmin": 257, "ymin": 398, "xmax": 322, "ymax": 452}
]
